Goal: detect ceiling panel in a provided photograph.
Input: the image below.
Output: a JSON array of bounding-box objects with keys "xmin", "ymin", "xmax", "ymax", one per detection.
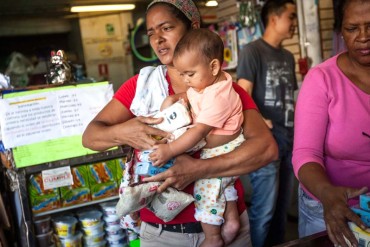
[{"xmin": 0, "ymin": 0, "xmax": 209, "ymax": 19}]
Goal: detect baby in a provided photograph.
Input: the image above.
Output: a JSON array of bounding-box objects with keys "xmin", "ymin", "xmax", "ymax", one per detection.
[{"xmin": 150, "ymin": 28, "xmax": 245, "ymax": 247}]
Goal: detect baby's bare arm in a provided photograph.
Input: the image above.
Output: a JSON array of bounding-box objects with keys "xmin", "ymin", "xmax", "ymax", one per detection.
[{"xmin": 160, "ymin": 92, "xmax": 188, "ymax": 111}]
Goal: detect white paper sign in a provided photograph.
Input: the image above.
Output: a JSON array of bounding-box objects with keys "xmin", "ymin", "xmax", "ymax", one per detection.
[
  {"xmin": 42, "ymin": 166, "xmax": 73, "ymax": 190},
  {"xmin": 0, "ymin": 83, "xmax": 113, "ymax": 148}
]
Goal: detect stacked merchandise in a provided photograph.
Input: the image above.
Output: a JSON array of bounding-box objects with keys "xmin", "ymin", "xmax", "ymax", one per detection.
[
  {"xmin": 33, "ymin": 216, "xmax": 54, "ymax": 247},
  {"xmin": 60, "ymin": 165, "xmax": 91, "ymax": 207},
  {"xmin": 28, "ymin": 173, "xmax": 61, "ymax": 214},
  {"xmin": 78, "ymin": 209, "xmax": 105, "ymax": 246},
  {"xmin": 88, "ymin": 160, "xmax": 119, "ymax": 201},
  {"xmin": 28, "ymin": 157, "xmax": 130, "ymax": 246},
  {"xmin": 349, "ymin": 193, "xmax": 370, "ymax": 246},
  {"xmin": 27, "ymin": 158, "xmax": 125, "ymax": 214},
  {"xmin": 52, "ymin": 215, "xmax": 82, "ymax": 246},
  {"xmin": 100, "ymin": 201, "xmax": 127, "ymax": 246}
]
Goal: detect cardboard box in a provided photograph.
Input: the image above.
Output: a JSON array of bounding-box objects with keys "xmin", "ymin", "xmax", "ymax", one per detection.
[
  {"xmin": 59, "ymin": 165, "xmax": 91, "ymax": 207},
  {"xmin": 116, "ymin": 157, "xmax": 127, "ymax": 182},
  {"xmin": 135, "ymin": 161, "xmax": 174, "ymax": 176},
  {"xmin": 360, "ymin": 193, "xmax": 370, "ymax": 212},
  {"xmin": 351, "ymin": 206, "xmax": 370, "ymax": 228},
  {"xmin": 28, "ymin": 173, "xmax": 61, "ymax": 213},
  {"xmin": 348, "ymin": 222, "xmax": 370, "ymax": 246},
  {"xmin": 88, "ymin": 160, "xmax": 118, "ymax": 200}
]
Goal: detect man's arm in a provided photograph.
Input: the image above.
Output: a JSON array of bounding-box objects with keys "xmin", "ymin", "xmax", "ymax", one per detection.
[
  {"xmin": 237, "ymin": 78, "xmax": 253, "ymax": 96},
  {"xmin": 237, "ymin": 78, "xmax": 273, "ymax": 129}
]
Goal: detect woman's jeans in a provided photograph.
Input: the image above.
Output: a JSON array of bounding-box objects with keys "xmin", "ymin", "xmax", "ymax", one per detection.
[{"xmin": 298, "ymin": 186, "xmax": 326, "ymax": 237}]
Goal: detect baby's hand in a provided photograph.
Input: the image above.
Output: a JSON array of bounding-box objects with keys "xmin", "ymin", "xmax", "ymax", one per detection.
[{"xmin": 149, "ymin": 144, "xmax": 172, "ymax": 167}]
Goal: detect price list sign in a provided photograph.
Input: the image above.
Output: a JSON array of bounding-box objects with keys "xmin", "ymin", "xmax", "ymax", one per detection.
[{"xmin": 0, "ymin": 82, "xmax": 113, "ymax": 167}]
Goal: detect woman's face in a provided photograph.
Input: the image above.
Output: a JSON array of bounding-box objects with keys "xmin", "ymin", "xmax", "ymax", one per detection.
[
  {"xmin": 146, "ymin": 4, "xmax": 189, "ymax": 66},
  {"xmin": 341, "ymin": 0, "xmax": 370, "ymax": 66}
]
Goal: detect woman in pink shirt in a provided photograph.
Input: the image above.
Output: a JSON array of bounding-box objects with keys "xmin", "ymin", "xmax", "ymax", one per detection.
[{"xmin": 292, "ymin": 0, "xmax": 370, "ymax": 246}]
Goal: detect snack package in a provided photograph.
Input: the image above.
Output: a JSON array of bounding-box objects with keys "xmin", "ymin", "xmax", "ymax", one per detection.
[
  {"xmin": 360, "ymin": 193, "xmax": 370, "ymax": 212},
  {"xmin": 134, "ymin": 149, "xmax": 174, "ymax": 176},
  {"xmin": 151, "ymin": 100, "xmax": 192, "ymax": 132},
  {"xmin": 60, "ymin": 165, "xmax": 91, "ymax": 206},
  {"xmin": 28, "ymin": 173, "xmax": 61, "ymax": 213},
  {"xmin": 351, "ymin": 205, "xmax": 370, "ymax": 228},
  {"xmin": 147, "ymin": 187, "xmax": 195, "ymax": 222},
  {"xmin": 116, "ymin": 182, "xmax": 160, "ymax": 217},
  {"xmin": 347, "ymin": 222, "xmax": 370, "ymax": 246},
  {"xmin": 89, "ymin": 160, "xmax": 118, "ymax": 200},
  {"xmin": 116, "ymin": 157, "xmax": 127, "ymax": 182}
]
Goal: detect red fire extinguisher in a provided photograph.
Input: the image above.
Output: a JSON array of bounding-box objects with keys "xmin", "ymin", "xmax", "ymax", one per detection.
[{"xmin": 298, "ymin": 57, "xmax": 309, "ymax": 77}]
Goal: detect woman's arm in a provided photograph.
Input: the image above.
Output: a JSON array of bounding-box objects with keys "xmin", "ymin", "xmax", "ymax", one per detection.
[
  {"xmin": 82, "ymin": 99, "xmax": 171, "ymax": 151},
  {"xmin": 298, "ymin": 163, "xmax": 367, "ymax": 247},
  {"xmin": 144, "ymin": 109, "xmax": 278, "ymax": 191}
]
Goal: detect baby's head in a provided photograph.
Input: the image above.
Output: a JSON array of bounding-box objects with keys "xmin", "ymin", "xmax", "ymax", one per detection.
[{"xmin": 173, "ymin": 28, "xmax": 224, "ymax": 92}]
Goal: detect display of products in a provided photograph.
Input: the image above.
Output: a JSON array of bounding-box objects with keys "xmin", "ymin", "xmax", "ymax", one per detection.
[
  {"xmin": 349, "ymin": 193, "xmax": 370, "ymax": 246},
  {"xmin": 60, "ymin": 165, "xmax": 91, "ymax": 207},
  {"xmin": 28, "ymin": 173, "xmax": 61, "ymax": 214},
  {"xmin": 88, "ymin": 160, "xmax": 119, "ymax": 200},
  {"xmin": 25, "ymin": 157, "xmax": 131, "ymax": 246},
  {"xmin": 27, "ymin": 158, "xmax": 125, "ymax": 213}
]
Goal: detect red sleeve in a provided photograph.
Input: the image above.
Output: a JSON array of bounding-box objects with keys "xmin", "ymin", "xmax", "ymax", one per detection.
[
  {"xmin": 113, "ymin": 74, "xmax": 139, "ymax": 115},
  {"xmin": 232, "ymin": 82, "xmax": 258, "ymax": 111}
]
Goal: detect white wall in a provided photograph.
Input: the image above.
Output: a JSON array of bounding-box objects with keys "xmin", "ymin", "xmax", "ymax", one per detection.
[{"xmin": 79, "ymin": 13, "xmax": 134, "ymax": 91}]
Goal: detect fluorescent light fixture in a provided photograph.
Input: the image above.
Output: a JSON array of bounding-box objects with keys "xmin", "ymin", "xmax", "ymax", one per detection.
[
  {"xmin": 71, "ymin": 4, "xmax": 135, "ymax": 12},
  {"xmin": 205, "ymin": 1, "xmax": 218, "ymax": 7}
]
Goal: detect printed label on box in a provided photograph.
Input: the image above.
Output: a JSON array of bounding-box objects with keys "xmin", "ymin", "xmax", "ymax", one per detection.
[{"xmin": 42, "ymin": 166, "xmax": 73, "ymax": 190}]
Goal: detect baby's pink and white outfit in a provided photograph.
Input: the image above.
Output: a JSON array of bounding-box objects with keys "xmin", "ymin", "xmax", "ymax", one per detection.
[{"xmin": 188, "ymin": 71, "xmax": 245, "ymax": 225}]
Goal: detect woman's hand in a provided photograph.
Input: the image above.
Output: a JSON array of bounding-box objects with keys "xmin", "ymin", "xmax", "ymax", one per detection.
[
  {"xmin": 298, "ymin": 164, "xmax": 368, "ymax": 247},
  {"xmin": 321, "ymin": 185, "xmax": 368, "ymax": 247},
  {"xmin": 83, "ymin": 99, "xmax": 172, "ymax": 151},
  {"xmin": 119, "ymin": 116, "xmax": 171, "ymax": 150},
  {"xmin": 143, "ymin": 154, "xmax": 204, "ymax": 192}
]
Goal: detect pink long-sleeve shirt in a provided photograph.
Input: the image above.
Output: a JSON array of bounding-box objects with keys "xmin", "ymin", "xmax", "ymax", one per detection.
[{"xmin": 292, "ymin": 54, "xmax": 370, "ymax": 204}]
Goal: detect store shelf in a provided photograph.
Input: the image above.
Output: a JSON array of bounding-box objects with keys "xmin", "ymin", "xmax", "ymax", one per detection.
[
  {"xmin": 11, "ymin": 145, "xmax": 133, "ymax": 247},
  {"xmin": 34, "ymin": 196, "xmax": 119, "ymax": 217},
  {"xmin": 22, "ymin": 145, "xmax": 132, "ymax": 175}
]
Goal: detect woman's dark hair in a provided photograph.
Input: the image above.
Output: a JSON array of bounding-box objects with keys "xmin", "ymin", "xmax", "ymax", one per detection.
[
  {"xmin": 334, "ymin": 0, "xmax": 365, "ymax": 32},
  {"xmin": 261, "ymin": 0, "xmax": 296, "ymax": 28},
  {"xmin": 147, "ymin": 2, "xmax": 192, "ymax": 30}
]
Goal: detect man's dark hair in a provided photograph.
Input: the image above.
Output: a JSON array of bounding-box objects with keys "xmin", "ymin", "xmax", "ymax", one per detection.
[
  {"xmin": 261, "ymin": 0, "xmax": 296, "ymax": 28},
  {"xmin": 174, "ymin": 28, "xmax": 224, "ymax": 64}
]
